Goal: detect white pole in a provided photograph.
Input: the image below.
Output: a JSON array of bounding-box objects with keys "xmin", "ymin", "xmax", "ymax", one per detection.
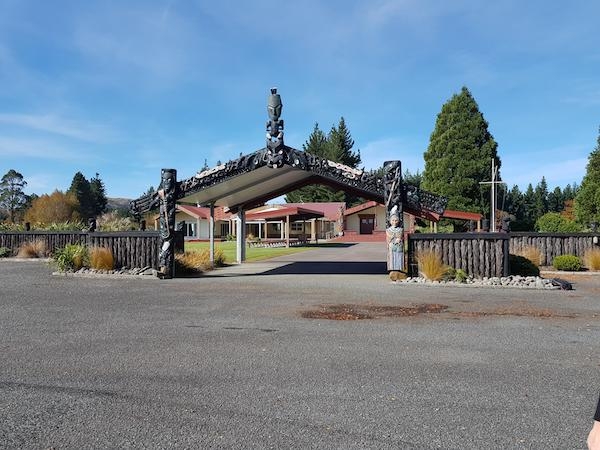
[{"xmin": 491, "ymin": 159, "xmax": 496, "ymax": 232}]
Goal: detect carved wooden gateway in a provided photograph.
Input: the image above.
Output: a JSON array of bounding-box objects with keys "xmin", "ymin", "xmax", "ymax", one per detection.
[{"xmin": 130, "ymin": 89, "xmax": 447, "ymax": 277}]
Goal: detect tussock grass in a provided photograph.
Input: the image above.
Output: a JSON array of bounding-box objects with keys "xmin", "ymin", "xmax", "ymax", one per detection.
[
  {"xmin": 175, "ymin": 248, "xmax": 226, "ymax": 275},
  {"xmin": 516, "ymin": 246, "xmax": 542, "ymax": 267},
  {"xmin": 416, "ymin": 249, "xmax": 448, "ymax": 281},
  {"xmin": 584, "ymin": 248, "xmax": 600, "ymax": 271},
  {"xmin": 17, "ymin": 239, "xmax": 47, "ymax": 258},
  {"xmin": 89, "ymin": 246, "xmax": 115, "ymax": 270}
]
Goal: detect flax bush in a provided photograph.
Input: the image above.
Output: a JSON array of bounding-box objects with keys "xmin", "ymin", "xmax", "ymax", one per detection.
[{"xmin": 53, "ymin": 244, "xmax": 89, "ymax": 271}]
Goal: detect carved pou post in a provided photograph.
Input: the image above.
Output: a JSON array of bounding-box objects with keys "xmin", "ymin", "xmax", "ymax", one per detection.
[
  {"xmin": 265, "ymin": 88, "xmax": 285, "ymax": 168},
  {"xmin": 157, "ymin": 168, "xmax": 177, "ymax": 278},
  {"xmin": 383, "ymin": 160, "xmax": 406, "ymax": 281}
]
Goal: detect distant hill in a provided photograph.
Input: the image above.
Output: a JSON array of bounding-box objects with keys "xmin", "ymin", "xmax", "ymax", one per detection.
[{"xmin": 107, "ymin": 198, "xmax": 132, "ymax": 213}]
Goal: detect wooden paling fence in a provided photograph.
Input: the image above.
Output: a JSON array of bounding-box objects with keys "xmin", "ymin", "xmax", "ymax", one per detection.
[
  {"xmin": 408, "ymin": 232, "xmax": 600, "ymax": 278},
  {"xmin": 509, "ymin": 232, "xmax": 598, "ymax": 267},
  {"xmin": 0, "ymin": 231, "xmax": 161, "ymax": 269},
  {"xmin": 407, "ymin": 233, "xmax": 511, "ymax": 279}
]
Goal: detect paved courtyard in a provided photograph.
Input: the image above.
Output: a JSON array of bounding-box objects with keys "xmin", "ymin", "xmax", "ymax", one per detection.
[{"xmin": 1, "ymin": 243, "xmax": 599, "ymax": 449}]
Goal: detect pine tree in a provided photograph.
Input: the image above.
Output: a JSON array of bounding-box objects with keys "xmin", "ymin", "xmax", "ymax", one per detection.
[
  {"xmin": 90, "ymin": 173, "xmax": 108, "ymax": 216},
  {"xmin": 575, "ymin": 127, "xmax": 600, "ymax": 226},
  {"xmin": 0, "ymin": 169, "xmax": 28, "ymax": 223},
  {"xmin": 533, "ymin": 177, "xmax": 549, "ymax": 219},
  {"xmin": 522, "ymin": 183, "xmax": 536, "ymax": 229},
  {"xmin": 422, "ymin": 87, "xmax": 500, "ymax": 214},
  {"xmin": 326, "ymin": 117, "xmax": 361, "ymax": 168},
  {"xmin": 547, "ymin": 186, "xmax": 564, "ymax": 212},
  {"xmin": 68, "ymin": 172, "xmax": 95, "ymax": 219},
  {"xmin": 286, "ymin": 122, "xmax": 347, "ymax": 203}
]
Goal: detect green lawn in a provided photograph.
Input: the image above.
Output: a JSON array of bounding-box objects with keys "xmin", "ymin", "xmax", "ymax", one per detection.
[{"xmin": 184, "ymin": 241, "xmax": 314, "ymax": 263}]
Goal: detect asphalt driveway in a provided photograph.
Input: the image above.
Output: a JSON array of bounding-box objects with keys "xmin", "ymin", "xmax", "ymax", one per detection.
[{"xmin": 1, "ymin": 244, "xmax": 599, "ymax": 449}]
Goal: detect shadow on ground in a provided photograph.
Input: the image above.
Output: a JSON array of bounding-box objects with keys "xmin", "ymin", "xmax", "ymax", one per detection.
[{"xmin": 262, "ymin": 261, "xmax": 387, "ymax": 275}]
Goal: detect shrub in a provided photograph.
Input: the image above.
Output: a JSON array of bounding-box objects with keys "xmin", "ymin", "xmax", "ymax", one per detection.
[
  {"xmin": 454, "ymin": 268, "xmax": 468, "ymax": 283},
  {"xmin": 553, "ymin": 254, "xmax": 583, "ymax": 271},
  {"xmin": 516, "ymin": 246, "xmax": 542, "ymax": 267},
  {"xmin": 535, "ymin": 212, "xmax": 583, "ymax": 232},
  {"xmin": 43, "ymin": 221, "xmax": 87, "ymax": 231},
  {"xmin": 0, "ymin": 247, "xmax": 11, "ymax": 257},
  {"xmin": 53, "ymin": 244, "xmax": 89, "ymax": 271},
  {"xmin": 509, "ymin": 254, "xmax": 540, "ymax": 277},
  {"xmin": 416, "ymin": 250, "xmax": 448, "ymax": 281},
  {"xmin": 89, "ymin": 246, "xmax": 114, "ymax": 270},
  {"xmin": 0, "ymin": 222, "xmax": 26, "ymax": 231},
  {"xmin": 584, "ymin": 248, "xmax": 600, "ymax": 271},
  {"xmin": 175, "ymin": 248, "xmax": 226, "ymax": 276},
  {"xmin": 16, "ymin": 239, "xmax": 47, "ymax": 258},
  {"xmin": 97, "ymin": 212, "xmax": 135, "ymax": 231}
]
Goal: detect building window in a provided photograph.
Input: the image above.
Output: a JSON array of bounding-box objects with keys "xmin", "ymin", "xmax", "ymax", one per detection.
[
  {"xmin": 290, "ymin": 222, "xmax": 305, "ymax": 232},
  {"xmin": 187, "ymin": 223, "xmax": 195, "ymax": 237}
]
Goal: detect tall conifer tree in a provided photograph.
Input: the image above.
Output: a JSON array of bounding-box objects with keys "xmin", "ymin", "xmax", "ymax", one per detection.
[
  {"xmin": 575, "ymin": 127, "xmax": 600, "ymax": 226},
  {"xmin": 422, "ymin": 87, "xmax": 500, "ymax": 214}
]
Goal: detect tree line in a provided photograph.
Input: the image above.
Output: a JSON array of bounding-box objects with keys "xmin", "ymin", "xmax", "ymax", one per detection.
[
  {"xmin": 282, "ymin": 86, "xmax": 599, "ymax": 232},
  {"xmin": 0, "ymin": 170, "xmax": 108, "ymax": 227}
]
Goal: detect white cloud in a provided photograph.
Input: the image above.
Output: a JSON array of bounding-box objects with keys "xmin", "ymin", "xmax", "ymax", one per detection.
[
  {"xmin": 0, "ymin": 136, "xmax": 83, "ymax": 160},
  {"xmin": 0, "ymin": 114, "xmax": 114, "ymax": 142}
]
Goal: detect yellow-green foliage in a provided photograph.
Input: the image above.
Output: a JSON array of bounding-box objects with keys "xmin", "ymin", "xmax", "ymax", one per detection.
[
  {"xmin": 16, "ymin": 239, "xmax": 47, "ymax": 258},
  {"xmin": 89, "ymin": 246, "xmax": 114, "ymax": 270},
  {"xmin": 416, "ymin": 249, "xmax": 448, "ymax": 281},
  {"xmin": 516, "ymin": 246, "xmax": 542, "ymax": 267},
  {"xmin": 53, "ymin": 244, "xmax": 89, "ymax": 271},
  {"xmin": 584, "ymin": 248, "xmax": 600, "ymax": 271},
  {"xmin": 97, "ymin": 211, "xmax": 135, "ymax": 231},
  {"xmin": 175, "ymin": 248, "xmax": 226, "ymax": 275}
]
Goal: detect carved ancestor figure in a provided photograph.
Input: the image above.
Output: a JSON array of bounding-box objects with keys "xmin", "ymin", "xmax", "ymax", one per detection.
[
  {"xmin": 265, "ymin": 88, "xmax": 285, "ymax": 168},
  {"xmin": 386, "ymin": 212, "xmax": 405, "ymax": 281},
  {"xmin": 157, "ymin": 169, "xmax": 177, "ymax": 277}
]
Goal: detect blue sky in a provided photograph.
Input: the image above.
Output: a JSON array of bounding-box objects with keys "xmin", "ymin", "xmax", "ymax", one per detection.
[{"xmin": 1, "ymin": 0, "xmax": 599, "ymax": 200}]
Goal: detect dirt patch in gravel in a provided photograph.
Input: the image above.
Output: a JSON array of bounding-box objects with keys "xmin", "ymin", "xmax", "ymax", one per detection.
[{"xmin": 301, "ymin": 303, "xmax": 449, "ymax": 320}]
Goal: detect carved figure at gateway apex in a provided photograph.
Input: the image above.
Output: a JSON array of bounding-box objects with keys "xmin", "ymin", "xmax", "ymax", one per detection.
[{"xmin": 265, "ymin": 88, "xmax": 285, "ymax": 168}]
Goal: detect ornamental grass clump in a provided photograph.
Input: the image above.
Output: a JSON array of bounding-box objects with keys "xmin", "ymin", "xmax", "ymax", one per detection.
[
  {"xmin": 16, "ymin": 239, "xmax": 47, "ymax": 258},
  {"xmin": 553, "ymin": 254, "xmax": 583, "ymax": 272},
  {"xmin": 584, "ymin": 248, "xmax": 600, "ymax": 271},
  {"xmin": 516, "ymin": 246, "xmax": 542, "ymax": 267},
  {"xmin": 53, "ymin": 244, "xmax": 89, "ymax": 271},
  {"xmin": 175, "ymin": 248, "xmax": 226, "ymax": 276},
  {"xmin": 416, "ymin": 249, "xmax": 448, "ymax": 281},
  {"xmin": 89, "ymin": 246, "xmax": 114, "ymax": 270}
]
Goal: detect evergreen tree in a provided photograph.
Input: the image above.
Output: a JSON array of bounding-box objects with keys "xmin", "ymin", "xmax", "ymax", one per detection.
[
  {"xmin": 575, "ymin": 127, "xmax": 600, "ymax": 226},
  {"xmin": 0, "ymin": 169, "xmax": 28, "ymax": 223},
  {"xmin": 326, "ymin": 117, "xmax": 361, "ymax": 168},
  {"xmin": 521, "ymin": 183, "xmax": 536, "ymax": 229},
  {"xmin": 533, "ymin": 177, "xmax": 549, "ymax": 219},
  {"xmin": 68, "ymin": 172, "xmax": 95, "ymax": 219},
  {"xmin": 403, "ymin": 169, "xmax": 422, "ymax": 189},
  {"xmin": 90, "ymin": 173, "xmax": 108, "ymax": 216},
  {"xmin": 547, "ymin": 186, "xmax": 564, "ymax": 212},
  {"xmin": 285, "ymin": 120, "xmax": 361, "ymax": 204},
  {"xmin": 422, "ymin": 87, "xmax": 500, "ymax": 215}
]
